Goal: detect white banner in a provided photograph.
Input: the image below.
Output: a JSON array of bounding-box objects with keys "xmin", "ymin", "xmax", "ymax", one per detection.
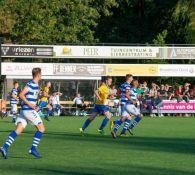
[
  {"xmin": 53, "ymin": 46, "xmax": 159, "ymax": 59},
  {"xmin": 1, "ymin": 62, "xmax": 53, "ymax": 75},
  {"xmin": 2, "ymin": 63, "xmax": 195, "ymax": 77},
  {"xmin": 158, "ymin": 64, "xmax": 195, "ymax": 77}
]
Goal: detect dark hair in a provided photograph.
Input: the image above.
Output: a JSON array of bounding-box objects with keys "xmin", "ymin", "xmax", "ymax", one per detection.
[
  {"xmin": 126, "ymin": 74, "xmax": 133, "ymax": 80},
  {"xmin": 101, "ymin": 76, "xmax": 112, "ymax": 82},
  {"xmin": 105, "ymin": 76, "xmax": 112, "ymax": 81},
  {"xmin": 45, "ymin": 81, "xmax": 51, "ymax": 85},
  {"xmin": 32, "ymin": 67, "xmax": 41, "ymax": 78},
  {"xmin": 13, "ymin": 81, "xmax": 18, "ymax": 85}
]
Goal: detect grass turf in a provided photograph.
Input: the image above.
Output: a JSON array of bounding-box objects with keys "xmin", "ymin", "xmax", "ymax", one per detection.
[{"xmin": 0, "ymin": 116, "xmax": 195, "ymax": 175}]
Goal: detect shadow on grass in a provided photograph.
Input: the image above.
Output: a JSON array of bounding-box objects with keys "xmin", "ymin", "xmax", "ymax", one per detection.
[
  {"xmin": 0, "ymin": 163, "xmax": 194, "ymax": 175},
  {"xmin": 42, "ymin": 131, "xmax": 195, "ymax": 155}
]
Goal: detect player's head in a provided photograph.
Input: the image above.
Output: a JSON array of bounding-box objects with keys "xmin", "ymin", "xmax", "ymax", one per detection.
[
  {"xmin": 111, "ymin": 84, "xmax": 115, "ymax": 89},
  {"xmin": 77, "ymin": 93, "xmax": 81, "ymax": 97},
  {"xmin": 126, "ymin": 74, "xmax": 133, "ymax": 84},
  {"xmin": 32, "ymin": 67, "xmax": 42, "ymax": 81},
  {"xmin": 45, "ymin": 81, "xmax": 51, "ymax": 88},
  {"xmin": 13, "ymin": 81, "xmax": 19, "ymax": 88},
  {"xmin": 132, "ymin": 79, "xmax": 139, "ymax": 89},
  {"xmin": 105, "ymin": 76, "xmax": 112, "ymax": 86}
]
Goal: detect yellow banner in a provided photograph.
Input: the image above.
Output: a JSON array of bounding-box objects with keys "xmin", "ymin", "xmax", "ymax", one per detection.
[{"xmin": 105, "ymin": 64, "xmax": 158, "ymax": 76}]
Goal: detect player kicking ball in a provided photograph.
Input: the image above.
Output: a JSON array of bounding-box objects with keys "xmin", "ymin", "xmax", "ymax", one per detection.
[
  {"xmin": 79, "ymin": 76, "xmax": 113, "ymax": 135},
  {"xmin": 0, "ymin": 68, "xmax": 45, "ymax": 159}
]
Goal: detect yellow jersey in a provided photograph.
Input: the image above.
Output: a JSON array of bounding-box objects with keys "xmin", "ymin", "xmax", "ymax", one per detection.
[
  {"xmin": 96, "ymin": 83, "xmax": 110, "ymax": 105},
  {"xmin": 41, "ymin": 86, "xmax": 49, "ymax": 102}
]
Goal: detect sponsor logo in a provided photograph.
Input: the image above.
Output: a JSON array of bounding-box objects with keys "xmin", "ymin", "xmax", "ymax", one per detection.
[
  {"xmin": 1, "ymin": 45, "xmax": 53, "ymax": 57},
  {"xmin": 1, "ymin": 47, "xmax": 10, "ymax": 55},
  {"xmin": 63, "ymin": 47, "xmax": 72, "ymax": 55}
]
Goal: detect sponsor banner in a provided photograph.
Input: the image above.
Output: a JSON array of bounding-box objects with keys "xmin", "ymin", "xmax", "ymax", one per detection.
[
  {"xmin": 105, "ymin": 64, "xmax": 158, "ymax": 76},
  {"xmin": 54, "ymin": 46, "xmax": 159, "ymax": 59},
  {"xmin": 2, "ymin": 63, "xmax": 195, "ymax": 77},
  {"xmin": 1, "ymin": 63, "xmax": 105, "ymax": 77},
  {"xmin": 153, "ymin": 100, "xmax": 195, "ymax": 113},
  {"xmin": 1, "ymin": 63, "xmax": 53, "ymax": 75},
  {"xmin": 158, "ymin": 64, "xmax": 195, "ymax": 77},
  {"xmin": 166, "ymin": 47, "xmax": 195, "ymax": 59},
  {"xmin": 53, "ymin": 64, "xmax": 105, "ymax": 76},
  {"xmin": 1, "ymin": 44, "xmax": 53, "ymax": 57}
]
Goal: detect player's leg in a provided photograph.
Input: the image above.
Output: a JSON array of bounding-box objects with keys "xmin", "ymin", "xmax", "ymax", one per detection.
[
  {"xmin": 127, "ymin": 105, "xmax": 142, "ymax": 135},
  {"xmin": 11, "ymin": 104, "xmax": 17, "ymax": 123},
  {"xmin": 45, "ymin": 104, "xmax": 53, "ymax": 120},
  {"xmin": 0, "ymin": 113, "xmax": 27, "ymax": 159},
  {"xmin": 38, "ymin": 101, "xmax": 47, "ymax": 117},
  {"xmin": 26, "ymin": 110, "xmax": 45, "ymax": 158},
  {"xmin": 98, "ymin": 106, "xmax": 111, "ymax": 133},
  {"xmin": 120, "ymin": 115, "xmax": 132, "ymax": 136},
  {"xmin": 111, "ymin": 112, "xmax": 127, "ymax": 138},
  {"xmin": 80, "ymin": 105, "xmax": 98, "ymax": 133}
]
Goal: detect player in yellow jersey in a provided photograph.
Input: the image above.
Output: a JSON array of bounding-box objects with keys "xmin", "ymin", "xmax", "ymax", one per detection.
[
  {"xmin": 79, "ymin": 76, "xmax": 113, "ymax": 134},
  {"xmin": 39, "ymin": 81, "xmax": 52, "ymax": 121}
]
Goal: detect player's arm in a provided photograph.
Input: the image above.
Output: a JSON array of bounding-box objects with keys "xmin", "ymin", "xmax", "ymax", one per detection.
[
  {"xmin": 12, "ymin": 92, "xmax": 19, "ymax": 101},
  {"xmin": 125, "ymin": 91, "xmax": 137, "ymax": 104},
  {"xmin": 94, "ymin": 89, "xmax": 102, "ymax": 101},
  {"xmin": 19, "ymin": 87, "xmax": 37, "ymax": 110},
  {"xmin": 42, "ymin": 91, "xmax": 50, "ymax": 98}
]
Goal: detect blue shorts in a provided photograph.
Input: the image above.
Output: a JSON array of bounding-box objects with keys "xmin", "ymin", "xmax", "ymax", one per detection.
[
  {"xmin": 39, "ymin": 101, "xmax": 48, "ymax": 110},
  {"xmin": 92, "ymin": 105, "xmax": 110, "ymax": 114}
]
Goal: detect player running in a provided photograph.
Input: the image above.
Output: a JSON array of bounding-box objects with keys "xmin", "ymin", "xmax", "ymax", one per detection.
[
  {"xmin": 0, "ymin": 68, "xmax": 45, "ymax": 159},
  {"xmin": 111, "ymin": 78, "xmax": 141, "ymax": 138},
  {"xmin": 10, "ymin": 81, "xmax": 19, "ymax": 123},
  {"xmin": 39, "ymin": 81, "xmax": 52, "ymax": 121},
  {"xmin": 79, "ymin": 76, "xmax": 113, "ymax": 135},
  {"xmin": 127, "ymin": 80, "xmax": 143, "ymax": 135}
]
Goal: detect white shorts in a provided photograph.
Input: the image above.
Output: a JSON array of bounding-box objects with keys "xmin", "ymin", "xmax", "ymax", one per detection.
[
  {"xmin": 15, "ymin": 110, "xmax": 43, "ymax": 128},
  {"xmin": 122, "ymin": 104, "xmax": 140, "ymax": 117},
  {"xmin": 11, "ymin": 104, "xmax": 18, "ymax": 114}
]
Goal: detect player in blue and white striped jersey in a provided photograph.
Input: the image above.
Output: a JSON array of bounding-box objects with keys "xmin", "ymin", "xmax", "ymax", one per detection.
[
  {"xmin": 111, "ymin": 74, "xmax": 133, "ymax": 138},
  {"xmin": 0, "ymin": 68, "xmax": 45, "ymax": 159},
  {"xmin": 10, "ymin": 82, "xmax": 19, "ymax": 123},
  {"xmin": 119, "ymin": 74, "xmax": 133, "ymax": 114}
]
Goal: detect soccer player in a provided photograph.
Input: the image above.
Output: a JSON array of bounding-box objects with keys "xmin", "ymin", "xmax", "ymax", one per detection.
[
  {"xmin": 10, "ymin": 81, "xmax": 19, "ymax": 123},
  {"xmin": 127, "ymin": 81, "xmax": 143, "ymax": 135},
  {"xmin": 79, "ymin": 76, "xmax": 113, "ymax": 134},
  {"xmin": 0, "ymin": 68, "xmax": 45, "ymax": 159},
  {"xmin": 39, "ymin": 81, "xmax": 52, "ymax": 121},
  {"xmin": 111, "ymin": 78, "xmax": 141, "ymax": 138}
]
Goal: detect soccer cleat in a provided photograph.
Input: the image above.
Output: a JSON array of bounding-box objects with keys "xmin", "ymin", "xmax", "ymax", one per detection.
[
  {"xmin": 44, "ymin": 117, "xmax": 50, "ymax": 121},
  {"xmin": 0, "ymin": 147, "xmax": 8, "ymax": 159},
  {"xmin": 79, "ymin": 128, "xmax": 84, "ymax": 136},
  {"xmin": 98, "ymin": 129, "xmax": 105, "ymax": 135},
  {"xmin": 120, "ymin": 133, "xmax": 128, "ymax": 137},
  {"xmin": 29, "ymin": 148, "xmax": 41, "ymax": 158},
  {"xmin": 109, "ymin": 121, "xmax": 115, "ymax": 131},
  {"xmin": 111, "ymin": 131, "xmax": 117, "ymax": 139},
  {"xmin": 127, "ymin": 128, "xmax": 134, "ymax": 135},
  {"xmin": 12, "ymin": 118, "xmax": 16, "ymax": 123}
]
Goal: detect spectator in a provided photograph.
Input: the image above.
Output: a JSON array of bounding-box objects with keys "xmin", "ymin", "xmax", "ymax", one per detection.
[
  {"xmin": 176, "ymin": 85, "xmax": 184, "ymax": 102},
  {"xmin": 183, "ymin": 83, "xmax": 190, "ymax": 102},
  {"xmin": 73, "ymin": 93, "xmax": 87, "ymax": 116},
  {"xmin": 109, "ymin": 85, "xmax": 117, "ymax": 100},
  {"xmin": 50, "ymin": 92, "xmax": 63, "ymax": 116}
]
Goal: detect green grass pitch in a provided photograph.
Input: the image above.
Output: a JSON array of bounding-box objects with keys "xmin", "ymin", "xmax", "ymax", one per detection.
[{"xmin": 0, "ymin": 116, "xmax": 195, "ymax": 175}]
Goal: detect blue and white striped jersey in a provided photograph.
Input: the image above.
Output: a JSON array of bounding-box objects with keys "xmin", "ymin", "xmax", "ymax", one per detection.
[
  {"xmin": 10, "ymin": 88, "xmax": 18, "ymax": 105},
  {"xmin": 130, "ymin": 87, "xmax": 138, "ymax": 100},
  {"xmin": 120, "ymin": 82, "xmax": 132, "ymax": 104},
  {"xmin": 21, "ymin": 80, "xmax": 39, "ymax": 110}
]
